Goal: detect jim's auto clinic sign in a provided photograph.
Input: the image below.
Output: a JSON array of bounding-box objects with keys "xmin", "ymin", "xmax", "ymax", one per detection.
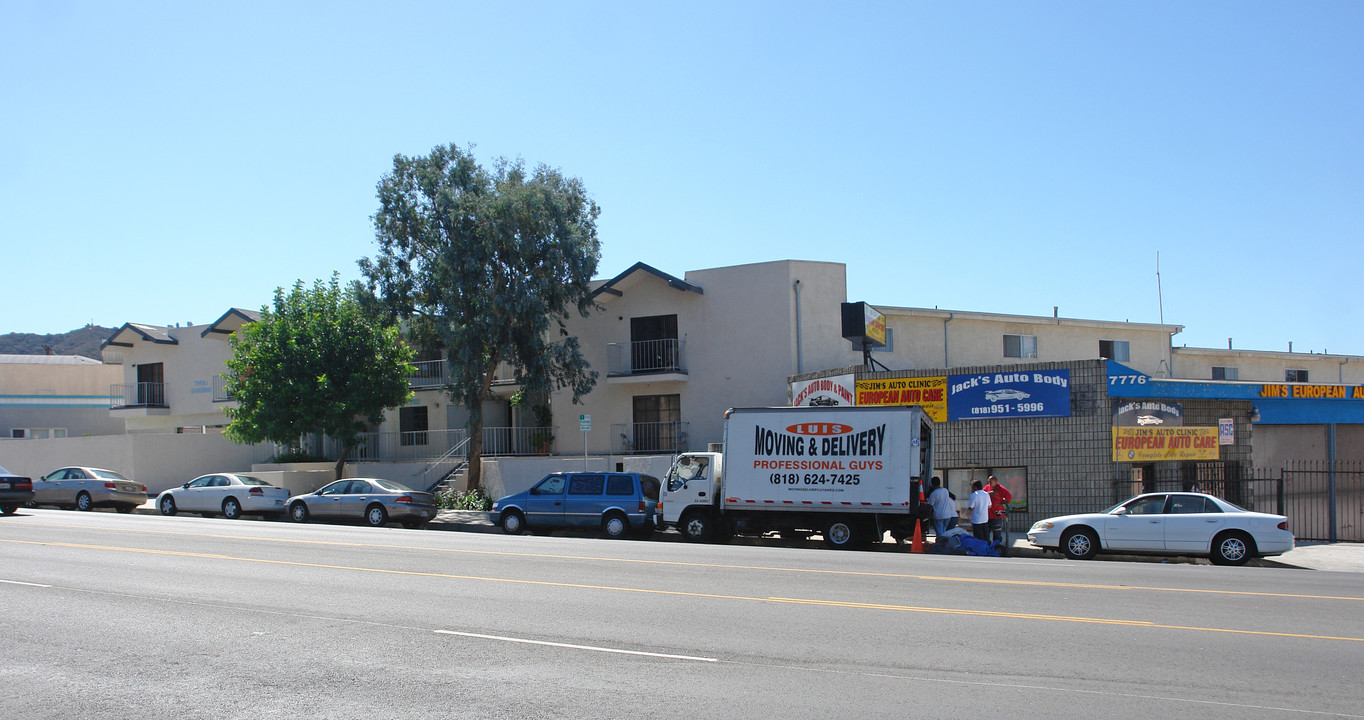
[
  {"xmin": 855, "ymin": 376, "xmax": 947, "ymax": 421},
  {"xmin": 1260, "ymin": 384, "xmax": 1364, "ymax": 399},
  {"xmin": 1113, "ymin": 426, "xmax": 1219, "ymax": 462},
  {"xmin": 948, "ymin": 369, "xmax": 1071, "ymax": 421}
]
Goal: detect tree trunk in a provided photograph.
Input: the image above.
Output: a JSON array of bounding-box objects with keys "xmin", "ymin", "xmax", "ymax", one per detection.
[
  {"xmin": 466, "ymin": 419, "xmax": 484, "ymax": 493},
  {"xmin": 334, "ymin": 444, "xmax": 351, "ymax": 481}
]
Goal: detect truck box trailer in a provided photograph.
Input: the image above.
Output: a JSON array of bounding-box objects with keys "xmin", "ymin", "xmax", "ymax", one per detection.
[{"xmin": 658, "ymin": 406, "xmax": 933, "ymax": 549}]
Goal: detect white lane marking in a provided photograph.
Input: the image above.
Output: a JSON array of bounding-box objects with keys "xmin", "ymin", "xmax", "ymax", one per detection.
[
  {"xmin": 0, "ymin": 578, "xmax": 52, "ymax": 587},
  {"xmin": 435, "ymin": 629, "xmax": 718, "ymax": 662}
]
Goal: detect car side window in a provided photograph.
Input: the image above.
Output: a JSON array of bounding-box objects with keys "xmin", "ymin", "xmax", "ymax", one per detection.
[
  {"xmin": 605, "ymin": 475, "xmax": 635, "ymax": 496},
  {"xmin": 212, "ymin": 476, "xmax": 229, "ymax": 487},
  {"xmin": 1124, "ymin": 496, "xmax": 1167, "ymax": 515},
  {"xmin": 532, "ymin": 475, "xmax": 566, "ymax": 496},
  {"xmin": 187, "ymin": 476, "xmax": 214, "ymax": 488},
  {"xmin": 68, "ymin": 469, "xmax": 87, "ymax": 479},
  {"xmin": 1169, "ymin": 495, "xmax": 1212, "ymax": 514},
  {"xmin": 568, "ymin": 475, "xmax": 605, "ymax": 495},
  {"xmin": 347, "ymin": 481, "xmax": 372, "ymax": 494}
]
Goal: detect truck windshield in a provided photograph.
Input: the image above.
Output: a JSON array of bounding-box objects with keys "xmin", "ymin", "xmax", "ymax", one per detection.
[{"xmin": 668, "ymin": 456, "xmax": 708, "ymax": 492}]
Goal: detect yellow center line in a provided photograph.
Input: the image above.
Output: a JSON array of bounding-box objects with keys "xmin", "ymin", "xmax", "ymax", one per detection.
[
  {"xmin": 8, "ymin": 521, "xmax": 1364, "ymax": 603},
  {"xmin": 4, "ymin": 537, "xmax": 1363, "ymax": 644}
]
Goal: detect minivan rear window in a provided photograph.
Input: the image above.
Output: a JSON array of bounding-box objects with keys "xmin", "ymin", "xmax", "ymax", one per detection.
[
  {"xmin": 640, "ymin": 475, "xmax": 660, "ymax": 501},
  {"xmin": 605, "ymin": 475, "xmax": 635, "ymax": 496}
]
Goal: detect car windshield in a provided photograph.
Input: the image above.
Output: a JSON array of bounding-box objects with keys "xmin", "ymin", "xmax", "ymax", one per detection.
[
  {"xmin": 239, "ymin": 476, "xmax": 270, "ymax": 486},
  {"xmin": 91, "ymin": 469, "xmax": 131, "ymax": 481},
  {"xmin": 372, "ymin": 479, "xmax": 411, "ymax": 492}
]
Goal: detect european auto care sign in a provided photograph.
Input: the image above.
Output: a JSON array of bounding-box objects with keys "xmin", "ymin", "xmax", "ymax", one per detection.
[
  {"xmin": 854, "ymin": 376, "xmax": 947, "ymax": 421},
  {"xmin": 1112, "ymin": 427, "xmax": 1219, "ymax": 462},
  {"xmin": 948, "ymin": 369, "xmax": 1072, "ymax": 421}
]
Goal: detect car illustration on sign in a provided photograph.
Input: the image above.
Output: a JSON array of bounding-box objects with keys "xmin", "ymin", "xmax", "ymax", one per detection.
[
  {"xmin": 1136, "ymin": 415, "xmax": 1163, "ymax": 425},
  {"xmin": 984, "ymin": 389, "xmax": 1030, "ymax": 402},
  {"xmin": 808, "ymin": 395, "xmax": 839, "ymax": 407}
]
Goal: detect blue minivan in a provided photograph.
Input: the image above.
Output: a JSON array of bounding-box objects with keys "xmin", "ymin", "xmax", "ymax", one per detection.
[{"xmin": 491, "ymin": 472, "xmax": 661, "ymax": 538}]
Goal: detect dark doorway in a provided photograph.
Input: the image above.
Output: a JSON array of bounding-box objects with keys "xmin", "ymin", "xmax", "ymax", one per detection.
[
  {"xmin": 630, "ymin": 315, "xmax": 679, "ymax": 373},
  {"xmin": 135, "ymin": 362, "xmax": 165, "ymax": 406},
  {"xmin": 632, "ymin": 394, "xmax": 680, "ymax": 453}
]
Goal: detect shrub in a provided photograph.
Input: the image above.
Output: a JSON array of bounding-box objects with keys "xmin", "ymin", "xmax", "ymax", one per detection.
[{"xmin": 435, "ymin": 487, "xmax": 491, "ymax": 511}]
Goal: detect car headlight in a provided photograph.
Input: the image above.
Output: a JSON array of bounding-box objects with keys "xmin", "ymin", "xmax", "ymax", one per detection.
[{"xmin": 1031, "ymin": 521, "xmax": 1054, "ymax": 531}]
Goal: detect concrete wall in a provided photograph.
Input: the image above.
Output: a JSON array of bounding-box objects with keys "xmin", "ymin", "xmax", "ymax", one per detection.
[
  {"xmin": 1173, "ymin": 347, "xmax": 1364, "ymax": 384},
  {"xmin": 0, "ymin": 433, "xmax": 267, "ymax": 494}
]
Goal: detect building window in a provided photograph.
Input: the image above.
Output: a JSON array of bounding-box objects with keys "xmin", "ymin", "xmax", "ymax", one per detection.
[
  {"xmin": 630, "ymin": 314, "xmax": 680, "ymax": 373},
  {"xmin": 1099, "ymin": 340, "xmax": 1130, "ymax": 362},
  {"xmin": 632, "ymin": 394, "xmax": 681, "ymax": 453},
  {"xmin": 1003, "ymin": 334, "xmax": 1038, "ymax": 359},
  {"xmin": 1212, "ymin": 366, "xmax": 1239, "ymax": 381},
  {"xmin": 1286, "ymin": 369, "xmax": 1309, "ymax": 383},
  {"xmin": 11, "ymin": 428, "xmax": 67, "ymax": 440},
  {"xmin": 400, "ymin": 406, "xmax": 429, "ymax": 446}
]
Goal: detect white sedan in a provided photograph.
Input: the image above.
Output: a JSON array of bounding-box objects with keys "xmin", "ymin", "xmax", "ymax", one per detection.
[
  {"xmin": 1027, "ymin": 492, "xmax": 1294, "ymax": 566},
  {"xmin": 157, "ymin": 473, "xmax": 291, "ymax": 519}
]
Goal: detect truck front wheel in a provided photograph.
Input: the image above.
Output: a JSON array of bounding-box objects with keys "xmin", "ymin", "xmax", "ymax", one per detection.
[
  {"xmin": 680, "ymin": 511, "xmax": 712, "ymax": 543},
  {"xmin": 824, "ymin": 518, "xmax": 858, "ymax": 550}
]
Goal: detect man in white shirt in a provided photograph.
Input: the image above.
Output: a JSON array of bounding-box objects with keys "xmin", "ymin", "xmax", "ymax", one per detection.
[{"xmin": 968, "ymin": 480, "xmax": 991, "ymax": 542}]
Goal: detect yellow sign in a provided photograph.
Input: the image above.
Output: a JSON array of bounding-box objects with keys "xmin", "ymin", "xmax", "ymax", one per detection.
[
  {"xmin": 1259, "ymin": 384, "xmax": 1364, "ymax": 399},
  {"xmin": 856, "ymin": 377, "xmax": 947, "ymax": 422},
  {"xmin": 1112, "ymin": 426, "xmax": 1219, "ymax": 463}
]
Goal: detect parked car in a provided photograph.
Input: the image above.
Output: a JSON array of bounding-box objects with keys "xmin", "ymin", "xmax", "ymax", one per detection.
[
  {"xmin": 491, "ymin": 472, "xmax": 660, "ymax": 538},
  {"xmin": 1027, "ymin": 492, "xmax": 1294, "ymax": 565},
  {"xmin": 287, "ymin": 478, "xmax": 436, "ymax": 529},
  {"xmin": 157, "ymin": 473, "xmax": 290, "ymax": 519},
  {"xmin": 0, "ymin": 465, "xmax": 35, "ymax": 515},
  {"xmin": 31, "ymin": 466, "xmax": 146, "ymax": 513}
]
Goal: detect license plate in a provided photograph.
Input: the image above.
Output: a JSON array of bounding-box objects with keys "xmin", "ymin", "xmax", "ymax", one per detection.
[{"xmin": 0, "ymin": 482, "xmax": 9, "ymax": 490}]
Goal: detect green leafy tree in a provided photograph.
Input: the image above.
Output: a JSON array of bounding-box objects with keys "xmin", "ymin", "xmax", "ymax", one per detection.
[
  {"xmin": 224, "ymin": 274, "xmax": 415, "ymax": 480},
  {"xmin": 360, "ymin": 144, "xmax": 600, "ymax": 491}
]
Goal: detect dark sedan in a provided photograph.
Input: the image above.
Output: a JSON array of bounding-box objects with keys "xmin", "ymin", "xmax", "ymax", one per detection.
[{"xmin": 0, "ymin": 465, "xmax": 35, "ymax": 515}]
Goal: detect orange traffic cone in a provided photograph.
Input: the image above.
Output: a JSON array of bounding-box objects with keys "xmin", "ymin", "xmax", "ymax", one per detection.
[{"xmin": 910, "ymin": 517, "xmax": 926, "ymax": 554}]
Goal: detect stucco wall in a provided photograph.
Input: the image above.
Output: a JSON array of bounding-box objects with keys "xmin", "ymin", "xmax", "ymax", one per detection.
[{"xmin": 0, "ymin": 433, "xmax": 267, "ymax": 494}]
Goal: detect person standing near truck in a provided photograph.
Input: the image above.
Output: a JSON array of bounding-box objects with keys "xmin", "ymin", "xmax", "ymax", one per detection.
[
  {"xmin": 968, "ymin": 480, "xmax": 991, "ymax": 542},
  {"xmin": 927, "ymin": 476, "xmax": 957, "ymax": 537},
  {"xmin": 985, "ymin": 475, "xmax": 1013, "ymax": 554}
]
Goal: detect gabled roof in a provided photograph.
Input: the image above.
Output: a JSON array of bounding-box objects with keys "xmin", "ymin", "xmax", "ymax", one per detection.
[
  {"xmin": 201, "ymin": 308, "xmax": 261, "ymax": 338},
  {"xmin": 590, "ymin": 262, "xmax": 704, "ymax": 299},
  {"xmin": 0, "ymin": 354, "xmax": 103, "ymax": 365},
  {"xmin": 101, "ymin": 323, "xmax": 178, "ymax": 349}
]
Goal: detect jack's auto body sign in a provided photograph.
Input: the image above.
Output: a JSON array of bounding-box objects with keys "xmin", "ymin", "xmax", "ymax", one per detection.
[{"xmin": 948, "ymin": 369, "xmax": 1071, "ymax": 421}]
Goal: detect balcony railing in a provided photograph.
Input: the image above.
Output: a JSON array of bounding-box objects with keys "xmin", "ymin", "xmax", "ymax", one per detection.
[
  {"xmin": 337, "ymin": 426, "xmax": 557, "ymax": 462},
  {"xmin": 606, "ymin": 339, "xmax": 687, "ymax": 377},
  {"xmin": 406, "ymin": 360, "xmax": 519, "ymax": 390},
  {"xmin": 612, "ymin": 421, "xmax": 690, "ymax": 454},
  {"xmin": 110, "ymin": 382, "xmax": 167, "ymax": 409},
  {"xmin": 212, "ymin": 374, "xmax": 234, "ymax": 402}
]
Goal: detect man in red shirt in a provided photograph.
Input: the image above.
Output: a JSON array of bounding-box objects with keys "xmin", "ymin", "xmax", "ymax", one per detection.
[{"xmin": 985, "ymin": 475, "xmax": 1012, "ymax": 554}]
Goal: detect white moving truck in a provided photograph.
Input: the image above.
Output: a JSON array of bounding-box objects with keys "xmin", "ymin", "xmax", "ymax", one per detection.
[{"xmin": 658, "ymin": 406, "xmax": 933, "ymax": 549}]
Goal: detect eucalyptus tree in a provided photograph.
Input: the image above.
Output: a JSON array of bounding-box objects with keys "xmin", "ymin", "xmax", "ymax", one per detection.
[{"xmin": 360, "ymin": 144, "xmax": 600, "ymax": 491}]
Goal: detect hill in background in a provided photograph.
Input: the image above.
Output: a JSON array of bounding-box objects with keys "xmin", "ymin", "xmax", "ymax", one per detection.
[{"xmin": 0, "ymin": 325, "xmax": 116, "ymax": 359}]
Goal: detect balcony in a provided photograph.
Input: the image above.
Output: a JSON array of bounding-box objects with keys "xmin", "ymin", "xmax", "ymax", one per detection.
[
  {"xmin": 110, "ymin": 382, "xmax": 169, "ymax": 414},
  {"xmin": 606, "ymin": 339, "xmax": 688, "ymax": 383},
  {"xmin": 612, "ymin": 421, "xmax": 690, "ymax": 454},
  {"xmin": 406, "ymin": 360, "xmax": 519, "ymax": 390}
]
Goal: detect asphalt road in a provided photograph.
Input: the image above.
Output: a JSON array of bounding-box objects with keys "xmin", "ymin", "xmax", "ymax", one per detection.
[{"xmin": 2, "ymin": 508, "xmax": 1362, "ymax": 720}]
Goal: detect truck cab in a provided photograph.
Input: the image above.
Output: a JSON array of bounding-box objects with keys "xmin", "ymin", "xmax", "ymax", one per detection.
[{"xmin": 659, "ymin": 451, "xmax": 723, "ymax": 540}]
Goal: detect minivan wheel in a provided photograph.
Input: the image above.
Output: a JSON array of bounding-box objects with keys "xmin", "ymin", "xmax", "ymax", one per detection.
[
  {"xmin": 500, "ymin": 510, "xmax": 525, "ymax": 535},
  {"xmin": 602, "ymin": 513, "xmax": 629, "ymax": 539}
]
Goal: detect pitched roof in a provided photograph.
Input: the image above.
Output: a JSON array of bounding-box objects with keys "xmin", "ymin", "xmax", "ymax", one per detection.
[{"xmin": 590, "ymin": 262, "xmax": 704, "ymax": 299}]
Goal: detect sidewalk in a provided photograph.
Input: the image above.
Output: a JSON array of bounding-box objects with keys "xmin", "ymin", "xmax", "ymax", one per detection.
[{"xmin": 138, "ymin": 501, "xmax": 1363, "ymax": 572}]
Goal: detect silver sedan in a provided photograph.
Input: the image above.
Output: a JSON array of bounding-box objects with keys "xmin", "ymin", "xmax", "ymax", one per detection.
[
  {"xmin": 31, "ymin": 467, "xmax": 147, "ymax": 513},
  {"xmin": 157, "ymin": 473, "xmax": 291, "ymax": 519},
  {"xmin": 287, "ymin": 478, "xmax": 436, "ymax": 529}
]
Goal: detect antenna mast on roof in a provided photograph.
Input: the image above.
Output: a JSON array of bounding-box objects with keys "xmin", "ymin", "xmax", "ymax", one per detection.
[{"xmin": 1156, "ymin": 252, "xmax": 1171, "ymax": 378}]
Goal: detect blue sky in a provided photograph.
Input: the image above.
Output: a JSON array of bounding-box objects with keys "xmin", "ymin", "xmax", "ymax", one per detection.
[{"xmin": 3, "ymin": 1, "xmax": 1360, "ymax": 356}]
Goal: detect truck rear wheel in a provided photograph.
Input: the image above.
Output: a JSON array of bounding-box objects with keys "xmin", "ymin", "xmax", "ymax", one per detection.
[
  {"xmin": 680, "ymin": 511, "xmax": 712, "ymax": 542},
  {"xmin": 823, "ymin": 518, "xmax": 858, "ymax": 550}
]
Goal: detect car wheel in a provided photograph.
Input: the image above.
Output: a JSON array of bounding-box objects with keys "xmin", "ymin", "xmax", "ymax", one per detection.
[
  {"xmin": 500, "ymin": 510, "xmax": 525, "ymax": 535},
  {"xmin": 76, "ymin": 491, "xmax": 93, "ymax": 512},
  {"xmin": 289, "ymin": 502, "xmax": 310, "ymax": 523},
  {"xmin": 823, "ymin": 518, "xmax": 858, "ymax": 550},
  {"xmin": 1210, "ymin": 531, "xmax": 1254, "ymax": 566},
  {"xmin": 222, "ymin": 497, "xmax": 242, "ymax": 520},
  {"xmin": 159, "ymin": 495, "xmax": 177, "ymax": 516},
  {"xmin": 364, "ymin": 504, "xmax": 388, "ymax": 527},
  {"xmin": 1061, "ymin": 528, "xmax": 1099, "ymax": 560},
  {"xmin": 602, "ymin": 512, "xmax": 629, "ymax": 539},
  {"xmin": 116, "ymin": 504, "xmax": 134, "ymax": 514},
  {"xmin": 1, "ymin": 504, "xmax": 18, "ymax": 515},
  {"xmin": 679, "ymin": 511, "xmax": 711, "ymax": 543}
]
